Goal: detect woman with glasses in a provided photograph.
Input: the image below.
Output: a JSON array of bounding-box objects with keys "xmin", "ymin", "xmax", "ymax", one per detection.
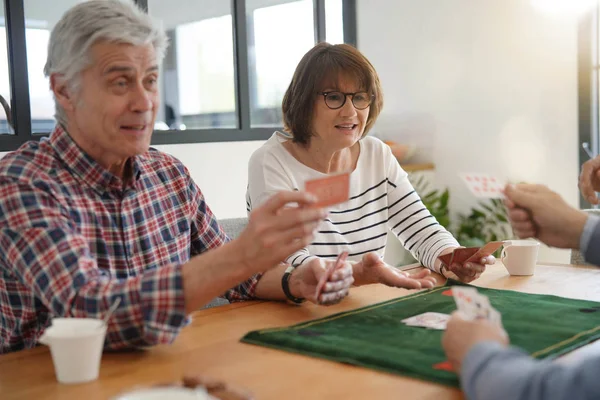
[{"xmin": 246, "ymin": 43, "xmax": 494, "ymax": 295}]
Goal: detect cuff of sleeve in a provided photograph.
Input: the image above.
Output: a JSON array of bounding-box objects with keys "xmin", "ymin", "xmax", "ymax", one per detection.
[
  {"xmin": 581, "ymin": 215, "xmax": 600, "ymax": 263},
  {"xmin": 462, "ymin": 341, "xmax": 507, "ymax": 377},
  {"xmin": 461, "ymin": 342, "xmax": 520, "ymax": 399},
  {"xmin": 430, "ymin": 242, "xmax": 459, "ymax": 273},
  {"xmin": 292, "ymin": 255, "xmax": 318, "ymax": 268},
  {"xmin": 139, "ymin": 263, "xmax": 187, "ymax": 345}
]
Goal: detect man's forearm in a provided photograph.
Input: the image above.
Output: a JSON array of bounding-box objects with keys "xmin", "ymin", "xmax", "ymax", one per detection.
[
  {"xmin": 182, "ymin": 240, "xmax": 261, "ymax": 313},
  {"xmin": 253, "ymin": 264, "xmax": 289, "ymax": 301}
]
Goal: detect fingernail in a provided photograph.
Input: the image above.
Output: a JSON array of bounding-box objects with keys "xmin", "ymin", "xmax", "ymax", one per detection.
[{"xmin": 465, "ymin": 263, "xmax": 472, "ymax": 269}]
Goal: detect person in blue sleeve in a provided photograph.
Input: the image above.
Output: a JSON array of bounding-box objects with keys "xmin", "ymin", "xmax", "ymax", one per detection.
[{"xmin": 442, "ymin": 182, "xmax": 600, "ymax": 400}]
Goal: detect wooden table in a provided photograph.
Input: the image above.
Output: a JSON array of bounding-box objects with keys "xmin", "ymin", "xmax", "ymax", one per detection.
[{"xmin": 2, "ymin": 262, "xmax": 600, "ymax": 400}]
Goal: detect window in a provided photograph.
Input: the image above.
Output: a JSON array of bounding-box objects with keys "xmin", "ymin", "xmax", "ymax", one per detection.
[
  {"xmin": 0, "ymin": 0, "xmax": 357, "ymax": 151},
  {"xmin": 24, "ymin": 1, "xmax": 90, "ymax": 134},
  {"xmin": 148, "ymin": 0, "xmax": 237, "ymax": 130},
  {"xmin": 325, "ymin": 0, "xmax": 344, "ymax": 44},
  {"xmin": 247, "ymin": 0, "xmax": 315, "ymax": 127}
]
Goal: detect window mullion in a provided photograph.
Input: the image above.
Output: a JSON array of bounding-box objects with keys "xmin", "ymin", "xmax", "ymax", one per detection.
[
  {"xmin": 314, "ymin": 0, "xmax": 326, "ymax": 43},
  {"xmin": 134, "ymin": 0, "xmax": 148, "ymax": 12},
  {"xmin": 5, "ymin": 0, "xmax": 32, "ymax": 140},
  {"xmin": 233, "ymin": 0, "xmax": 251, "ymax": 131},
  {"xmin": 342, "ymin": 0, "xmax": 357, "ymax": 47}
]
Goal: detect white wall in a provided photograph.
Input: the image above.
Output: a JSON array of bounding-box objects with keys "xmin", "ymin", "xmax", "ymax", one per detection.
[
  {"xmin": 358, "ymin": 0, "xmax": 580, "ymax": 263},
  {"xmin": 154, "ymin": 141, "xmax": 265, "ymax": 219},
  {"xmin": 0, "ymin": 140, "xmax": 265, "ymax": 220}
]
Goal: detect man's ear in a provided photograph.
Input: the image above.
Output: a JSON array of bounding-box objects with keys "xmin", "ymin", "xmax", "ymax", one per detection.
[{"xmin": 50, "ymin": 74, "xmax": 75, "ymax": 112}]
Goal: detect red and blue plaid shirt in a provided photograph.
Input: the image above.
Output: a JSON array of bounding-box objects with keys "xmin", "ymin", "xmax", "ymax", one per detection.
[{"xmin": 0, "ymin": 126, "xmax": 260, "ymax": 354}]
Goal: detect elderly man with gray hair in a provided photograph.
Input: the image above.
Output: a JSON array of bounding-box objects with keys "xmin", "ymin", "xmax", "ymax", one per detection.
[{"xmin": 0, "ymin": 0, "xmax": 354, "ymax": 354}]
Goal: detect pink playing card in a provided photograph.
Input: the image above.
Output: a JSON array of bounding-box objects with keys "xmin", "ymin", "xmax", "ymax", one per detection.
[
  {"xmin": 438, "ymin": 248, "xmax": 479, "ymax": 266},
  {"xmin": 451, "ymin": 247, "xmax": 480, "ymax": 264},
  {"xmin": 315, "ymin": 251, "xmax": 348, "ymax": 299},
  {"xmin": 305, "ymin": 172, "xmax": 350, "ymax": 208},
  {"xmin": 465, "ymin": 241, "xmax": 504, "ymax": 263},
  {"xmin": 460, "ymin": 173, "xmax": 505, "ymax": 199}
]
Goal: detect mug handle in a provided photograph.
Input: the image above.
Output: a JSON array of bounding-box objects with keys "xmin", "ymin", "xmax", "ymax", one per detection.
[{"xmin": 501, "ymin": 242, "xmax": 511, "ymax": 262}]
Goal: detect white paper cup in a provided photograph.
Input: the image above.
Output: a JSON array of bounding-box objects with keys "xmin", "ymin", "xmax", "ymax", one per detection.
[
  {"xmin": 501, "ymin": 240, "xmax": 540, "ymax": 276},
  {"xmin": 39, "ymin": 318, "xmax": 106, "ymax": 384},
  {"xmin": 112, "ymin": 387, "xmax": 212, "ymax": 400}
]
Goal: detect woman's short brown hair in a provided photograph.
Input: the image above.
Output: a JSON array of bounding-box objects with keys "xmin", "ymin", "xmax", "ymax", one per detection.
[{"xmin": 282, "ymin": 42, "xmax": 383, "ymax": 146}]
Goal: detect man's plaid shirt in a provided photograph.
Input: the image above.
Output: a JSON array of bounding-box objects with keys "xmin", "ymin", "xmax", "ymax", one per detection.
[{"xmin": 0, "ymin": 126, "xmax": 259, "ymax": 354}]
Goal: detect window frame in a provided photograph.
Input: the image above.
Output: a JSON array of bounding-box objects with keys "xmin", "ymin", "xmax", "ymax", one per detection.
[
  {"xmin": 579, "ymin": 6, "xmax": 597, "ymax": 208},
  {"xmin": 0, "ymin": 0, "xmax": 357, "ymax": 151}
]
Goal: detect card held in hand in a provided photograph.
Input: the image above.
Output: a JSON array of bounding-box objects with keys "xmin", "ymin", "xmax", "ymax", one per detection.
[
  {"xmin": 464, "ymin": 241, "xmax": 504, "ymax": 263},
  {"xmin": 438, "ymin": 241, "xmax": 504, "ymax": 267},
  {"xmin": 460, "ymin": 173, "xmax": 505, "ymax": 199},
  {"xmin": 305, "ymin": 172, "xmax": 350, "ymax": 208},
  {"xmin": 315, "ymin": 251, "xmax": 348, "ymax": 299},
  {"xmin": 451, "ymin": 286, "xmax": 501, "ymax": 324}
]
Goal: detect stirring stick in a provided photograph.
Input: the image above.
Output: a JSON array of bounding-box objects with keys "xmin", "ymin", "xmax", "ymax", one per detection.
[{"xmin": 102, "ymin": 297, "xmax": 121, "ymax": 326}]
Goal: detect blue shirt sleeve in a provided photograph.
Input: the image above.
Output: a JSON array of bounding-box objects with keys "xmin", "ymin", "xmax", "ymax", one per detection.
[
  {"xmin": 581, "ymin": 215, "xmax": 600, "ymax": 266},
  {"xmin": 461, "ymin": 341, "xmax": 600, "ymax": 400}
]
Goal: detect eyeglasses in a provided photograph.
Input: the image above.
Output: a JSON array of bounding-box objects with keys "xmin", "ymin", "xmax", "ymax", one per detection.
[{"xmin": 318, "ymin": 91, "xmax": 374, "ymax": 110}]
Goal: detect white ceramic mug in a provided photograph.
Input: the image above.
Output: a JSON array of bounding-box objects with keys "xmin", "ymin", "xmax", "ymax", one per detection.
[{"xmin": 501, "ymin": 240, "xmax": 540, "ymax": 276}]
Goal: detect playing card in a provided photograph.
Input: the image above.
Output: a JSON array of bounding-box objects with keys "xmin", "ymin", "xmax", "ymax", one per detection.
[
  {"xmin": 451, "ymin": 247, "xmax": 479, "ymax": 264},
  {"xmin": 401, "ymin": 312, "xmax": 450, "ymax": 330},
  {"xmin": 452, "ymin": 287, "xmax": 500, "ymax": 322},
  {"xmin": 451, "ymin": 287, "xmax": 480, "ymax": 318},
  {"xmin": 315, "ymin": 251, "xmax": 348, "ymax": 299},
  {"xmin": 305, "ymin": 172, "xmax": 350, "ymax": 208},
  {"xmin": 465, "ymin": 241, "xmax": 504, "ymax": 263},
  {"xmin": 437, "ymin": 247, "xmax": 479, "ymax": 267},
  {"xmin": 438, "ymin": 253, "xmax": 453, "ymax": 267},
  {"xmin": 460, "ymin": 173, "xmax": 505, "ymax": 199}
]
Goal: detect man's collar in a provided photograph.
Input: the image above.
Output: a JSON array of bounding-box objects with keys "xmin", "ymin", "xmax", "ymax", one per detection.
[{"xmin": 48, "ymin": 125, "xmax": 141, "ymax": 194}]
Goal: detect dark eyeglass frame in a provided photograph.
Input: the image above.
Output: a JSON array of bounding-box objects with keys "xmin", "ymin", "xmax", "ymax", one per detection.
[{"xmin": 317, "ymin": 91, "xmax": 374, "ymax": 110}]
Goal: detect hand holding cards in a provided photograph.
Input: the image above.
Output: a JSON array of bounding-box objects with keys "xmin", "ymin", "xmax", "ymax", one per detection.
[
  {"xmin": 438, "ymin": 241, "xmax": 504, "ymax": 268},
  {"xmin": 452, "ymin": 287, "xmax": 501, "ymax": 325},
  {"xmin": 315, "ymin": 251, "xmax": 349, "ymax": 300},
  {"xmin": 304, "ymin": 172, "xmax": 350, "ymax": 208}
]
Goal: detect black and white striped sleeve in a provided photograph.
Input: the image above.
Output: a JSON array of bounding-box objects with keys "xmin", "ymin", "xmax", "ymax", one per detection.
[{"xmin": 385, "ymin": 152, "xmax": 458, "ymax": 272}]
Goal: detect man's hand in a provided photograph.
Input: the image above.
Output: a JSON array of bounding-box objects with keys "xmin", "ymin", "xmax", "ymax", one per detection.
[
  {"xmin": 579, "ymin": 155, "xmax": 600, "ymax": 205},
  {"xmin": 289, "ymin": 258, "xmax": 354, "ymax": 305},
  {"xmin": 442, "ymin": 312, "xmax": 509, "ymax": 372},
  {"xmin": 438, "ymin": 248, "xmax": 496, "ymax": 283},
  {"xmin": 234, "ymin": 191, "xmax": 326, "ymax": 275},
  {"xmin": 504, "ymin": 184, "xmax": 587, "ymax": 249},
  {"xmin": 352, "ymin": 252, "xmax": 436, "ymax": 289}
]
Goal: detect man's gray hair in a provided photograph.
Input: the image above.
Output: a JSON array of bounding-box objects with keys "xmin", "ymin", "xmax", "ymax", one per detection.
[{"xmin": 44, "ymin": 0, "xmax": 168, "ymax": 126}]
